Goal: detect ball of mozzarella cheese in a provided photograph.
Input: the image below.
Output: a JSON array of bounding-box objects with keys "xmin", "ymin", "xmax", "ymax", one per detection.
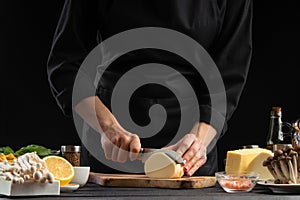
[{"xmin": 144, "ymin": 152, "xmax": 184, "ymax": 179}]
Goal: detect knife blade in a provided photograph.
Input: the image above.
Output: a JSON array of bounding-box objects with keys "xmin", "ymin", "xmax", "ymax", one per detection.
[{"xmin": 138, "ymin": 148, "xmax": 184, "ymax": 164}]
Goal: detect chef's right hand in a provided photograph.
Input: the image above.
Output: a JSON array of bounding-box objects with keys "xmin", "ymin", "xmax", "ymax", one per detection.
[
  {"xmin": 74, "ymin": 96, "xmax": 141, "ymax": 163},
  {"xmin": 100, "ymin": 121, "xmax": 141, "ymax": 163}
]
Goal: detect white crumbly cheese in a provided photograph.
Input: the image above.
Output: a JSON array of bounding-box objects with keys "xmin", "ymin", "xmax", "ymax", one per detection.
[{"xmin": 144, "ymin": 152, "xmax": 184, "ymax": 179}]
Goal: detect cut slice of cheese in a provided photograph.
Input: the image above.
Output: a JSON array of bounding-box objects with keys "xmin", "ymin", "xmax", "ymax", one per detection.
[
  {"xmin": 247, "ymin": 152, "xmax": 274, "ymax": 180},
  {"xmin": 225, "ymin": 148, "xmax": 273, "ymax": 179},
  {"xmin": 144, "ymin": 152, "xmax": 184, "ymax": 179}
]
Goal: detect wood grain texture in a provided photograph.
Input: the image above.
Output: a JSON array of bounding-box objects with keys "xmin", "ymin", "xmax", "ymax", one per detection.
[{"xmin": 88, "ymin": 172, "xmax": 216, "ymax": 189}]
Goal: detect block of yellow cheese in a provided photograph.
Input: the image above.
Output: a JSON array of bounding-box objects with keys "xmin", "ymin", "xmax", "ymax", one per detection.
[
  {"xmin": 247, "ymin": 151, "xmax": 274, "ymax": 180},
  {"xmin": 225, "ymin": 148, "xmax": 273, "ymax": 179},
  {"xmin": 144, "ymin": 152, "xmax": 184, "ymax": 179}
]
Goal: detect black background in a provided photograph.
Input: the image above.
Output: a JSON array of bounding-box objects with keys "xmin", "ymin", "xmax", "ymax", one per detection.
[{"xmin": 1, "ymin": 1, "xmax": 299, "ymax": 171}]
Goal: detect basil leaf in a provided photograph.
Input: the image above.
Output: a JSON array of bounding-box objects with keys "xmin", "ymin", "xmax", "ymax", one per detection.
[
  {"xmin": 0, "ymin": 146, "xmax": 14, "ymax": 155},
  {"xmin": 14, "ymin": 144, "xmax": 51, "ymax": 158}
]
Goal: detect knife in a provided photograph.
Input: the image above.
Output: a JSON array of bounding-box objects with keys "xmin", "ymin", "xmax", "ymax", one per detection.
[{"xmin": 138, "ymin": 148, "xmax": 184, "ymax": 164}]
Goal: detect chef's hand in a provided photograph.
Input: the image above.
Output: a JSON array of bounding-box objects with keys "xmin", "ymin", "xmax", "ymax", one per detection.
[
  {"xmin": 164, "ymin": 133, "xmax": 207, "ymax": 176},
  {"xmin": 100, "ymin": 121, "xmax": 141, "ymax": 163},
  {"xmin": 74, "ymin": 96, "xmax": 141, "ymax": 163},
  {"xmin": 164, "ymin": 122, "xmax": 216, "ymax": 176}
]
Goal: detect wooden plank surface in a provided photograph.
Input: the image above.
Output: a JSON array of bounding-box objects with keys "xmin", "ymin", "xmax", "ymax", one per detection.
[{"xmin": 88, "ymin": 172, "xmax": 217, "ymax": 189}]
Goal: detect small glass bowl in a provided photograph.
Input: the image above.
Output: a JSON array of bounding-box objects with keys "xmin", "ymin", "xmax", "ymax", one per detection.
[{"xmin": 215, "ymin": 171, "xmax": 259, "ymax": 193}]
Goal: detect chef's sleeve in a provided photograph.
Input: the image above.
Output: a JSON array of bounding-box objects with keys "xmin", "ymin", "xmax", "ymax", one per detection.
[
  {"xmin": 201, "ymin": 0, "xmax": 253, "ymax": 146},
  {"xmin": 47, "ymin": 0, "xmax": 98, "ymax": 117}
]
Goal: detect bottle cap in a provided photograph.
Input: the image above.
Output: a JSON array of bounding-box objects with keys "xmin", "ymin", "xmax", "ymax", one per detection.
[
  {"xmin": 271, "ymin": 107, "xmax": 282, "ymax": 116},
  {"xmin": 61, "ymin": 145, "xmax": 81, "ymax": 153}
]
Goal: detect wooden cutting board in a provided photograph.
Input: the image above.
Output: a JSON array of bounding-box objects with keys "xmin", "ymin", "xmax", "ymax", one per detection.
[{"xmin": 88, "ymin": 172, "xmax": 216, "ymax": 189}]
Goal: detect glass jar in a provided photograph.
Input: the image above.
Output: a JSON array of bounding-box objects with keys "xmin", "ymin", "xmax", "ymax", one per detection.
[{"xmin": 61, "ymin": 145, "xmax": 81, "ymax": 166}]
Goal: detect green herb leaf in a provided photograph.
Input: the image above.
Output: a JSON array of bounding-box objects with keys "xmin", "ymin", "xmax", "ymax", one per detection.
[
  {"xmin": 0, "ymin": 146, "xmax": 14, "ymax": 155},
  {"xmin": 14, "ymin": 144, "xmax": 51, "ymax": 158}
]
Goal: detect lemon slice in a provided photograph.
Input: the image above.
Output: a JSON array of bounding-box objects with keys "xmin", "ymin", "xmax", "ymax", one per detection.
[{"xmin": 43, "ymin": 156, "xmax": 74, "ymax": 186}]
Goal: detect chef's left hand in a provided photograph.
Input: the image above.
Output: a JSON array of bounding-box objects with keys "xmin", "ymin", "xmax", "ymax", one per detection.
[
  {"xmin": 164, "ymin": 122, "xmax": 216, "ymax": 176},
  {"xmin": 164, "ymin": 133, "xmax": 206, "ymax": 176}
]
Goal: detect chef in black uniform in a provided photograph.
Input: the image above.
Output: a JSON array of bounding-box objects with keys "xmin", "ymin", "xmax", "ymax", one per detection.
[{"xmin": 47, "ymin": 0, "xmax": 253, "ymax": 176}]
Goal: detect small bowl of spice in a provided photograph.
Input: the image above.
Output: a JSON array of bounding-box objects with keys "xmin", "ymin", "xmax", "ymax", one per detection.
[{"xmin": 215, "ymin": 171, "xmax": 259, "ymax": 193}]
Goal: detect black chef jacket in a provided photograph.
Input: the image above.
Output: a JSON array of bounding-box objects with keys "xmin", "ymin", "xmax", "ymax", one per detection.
[{"xmin": 47, "ymin": 0, "xmax": 253, "ymax": 175}]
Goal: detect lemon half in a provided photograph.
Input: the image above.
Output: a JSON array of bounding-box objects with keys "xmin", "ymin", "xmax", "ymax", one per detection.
[{"xmin": 43, "ymin": 155, "xmax": 74, "ymax": 186}]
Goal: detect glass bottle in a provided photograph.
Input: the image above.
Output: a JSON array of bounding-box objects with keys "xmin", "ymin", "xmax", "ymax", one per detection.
[
  {"xmin": 266, "ymin": 107, "xmax": 284, "ymax": 151},
  {"xmin": 266, "ymin": 107, "xmax": 293, "ymax": 151}
]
